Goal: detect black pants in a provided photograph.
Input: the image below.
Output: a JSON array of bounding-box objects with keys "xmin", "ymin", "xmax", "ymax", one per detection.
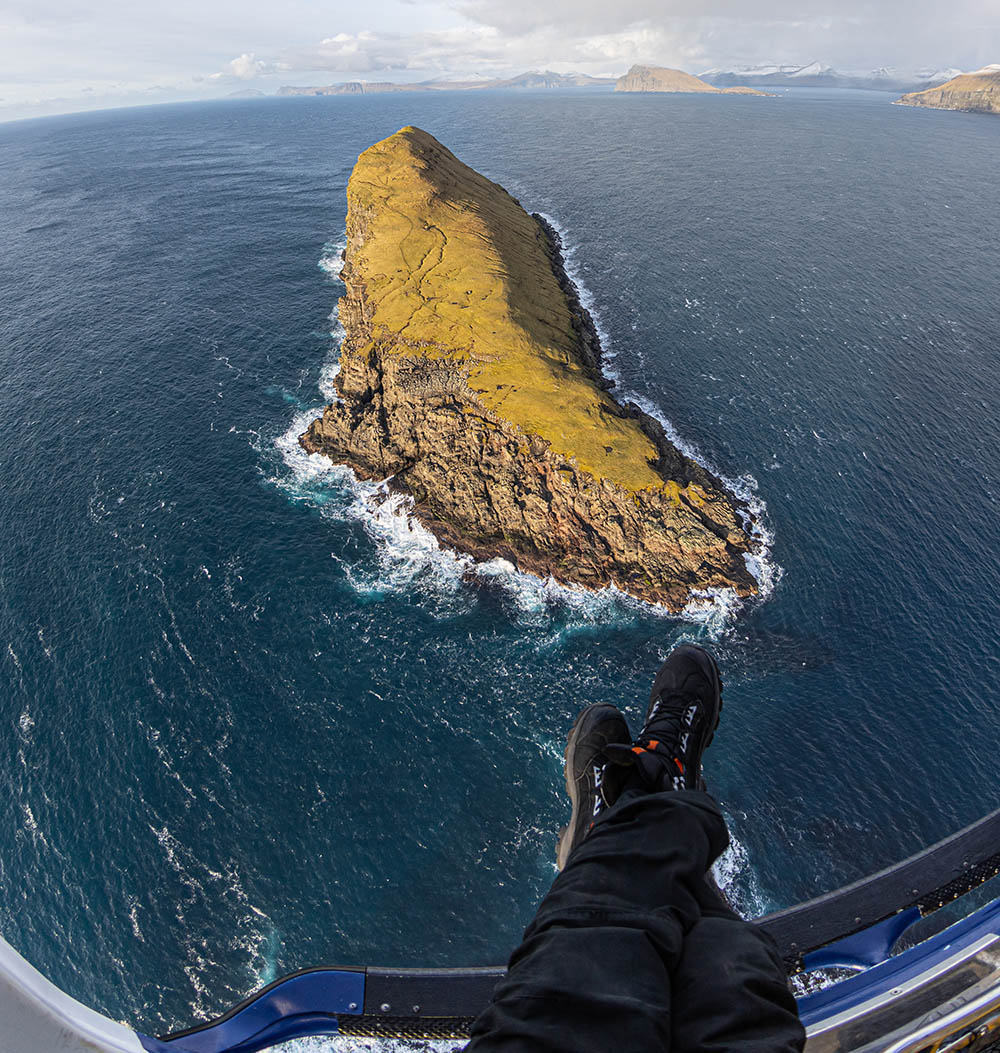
[{"xmin": 467, "ymin": 789, "xmax": 805, "ymax": 1052}]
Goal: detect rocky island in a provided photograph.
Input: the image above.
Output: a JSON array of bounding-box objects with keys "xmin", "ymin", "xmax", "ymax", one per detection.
[
  {"xmin": 896, "ymin": 65, "xmax": 1000, "ymax": 115},
  {"xmin": 615, "ymin": 65, "xmax": 773, "ymax": 96},
  {"xmin": 300, "ymin": 127, "xmax": 758, "ymax": 610}
]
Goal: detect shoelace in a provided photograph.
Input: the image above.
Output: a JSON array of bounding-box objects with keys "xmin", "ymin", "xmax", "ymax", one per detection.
[{"xmin": 605, "ymin": 693, "xmax": 696, "ymax": 790}]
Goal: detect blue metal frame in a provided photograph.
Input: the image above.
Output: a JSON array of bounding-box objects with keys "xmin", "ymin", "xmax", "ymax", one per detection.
[
  {"xmin": 800, "ymin": 906, "xmax": 922, "ymax": 972},
  {"xmin": 797, "ymin": 895, "xmax": 1000, "ymax": 1029},
  {"xmin": 140, "ymin": 968, "xmax": 365, "ymax": 1053}
]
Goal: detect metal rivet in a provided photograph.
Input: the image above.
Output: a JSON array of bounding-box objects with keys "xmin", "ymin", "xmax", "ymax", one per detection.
[
  {"xmin": 413, "ymin": 1005, "xmax": 421, "ymax": 1013},
  {"xmin": 854, "ymin": 917, "xmax": 862, "ymax": 924},
  {"xmin": 348, "ymin": 1003, "xmax": 358, "ymax": 1011},
  {"xmin": 381, "ymin": 1003, "xmax": 391, "ymax": 1013}
]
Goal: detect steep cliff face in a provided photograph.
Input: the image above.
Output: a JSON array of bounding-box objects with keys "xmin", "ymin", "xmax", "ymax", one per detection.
[
  {"xmin": 896, "ymin": 67, "xmax": 1000, "ymax": 115},
  {"xmin": 615, "ymin": 65, "xmax": 772, "ymax": 96},
  {"xmin": 300, "ymin": 127, "xmax": 758, "ymax": 610}
]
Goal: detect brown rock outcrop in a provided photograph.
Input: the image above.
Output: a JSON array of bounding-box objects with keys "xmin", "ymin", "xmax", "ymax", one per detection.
[
  {"xmin": 896, "ymin": 66, "xmax": 1000, "ymax": 115},
  {"xmin": 615, "ymin": 65, "xmax": 773, "ymax": 96},
  {"xmin": 300, "ymin": 127, "xmax": 759, "ymax": 610}
]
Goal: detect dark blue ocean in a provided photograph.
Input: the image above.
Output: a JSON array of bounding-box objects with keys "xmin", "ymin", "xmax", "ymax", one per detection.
[{"xmin": 1, "ymin": 88, "xmax": 999, "ymax": 1040}]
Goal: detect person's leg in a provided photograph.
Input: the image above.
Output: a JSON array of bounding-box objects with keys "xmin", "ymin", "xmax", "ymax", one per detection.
[
  {"xmin": 466, "ymin": 787, "xmax": 730, "ymax": 1053},
  {"xmin": 467, "ymin": 645, "xmax": 804, "ymax": 1053},
  {"xmin": 670, "ymin": 888, "xmax": 804, "ymax": 1053}
]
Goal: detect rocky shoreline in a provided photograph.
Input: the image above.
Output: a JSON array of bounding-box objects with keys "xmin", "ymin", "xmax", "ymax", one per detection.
[
  {"xmin": 896, "ymin": 66, "xmax": 1000, "ymax": 115},
  {"xmin": 300, "ymin": 127, "xmax": 759, "ymax": 610}
]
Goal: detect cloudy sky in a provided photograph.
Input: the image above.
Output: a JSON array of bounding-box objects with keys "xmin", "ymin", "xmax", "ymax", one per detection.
[{"xmin": 2, "ymin": 0, "xmax": 998, "ymax": 120}]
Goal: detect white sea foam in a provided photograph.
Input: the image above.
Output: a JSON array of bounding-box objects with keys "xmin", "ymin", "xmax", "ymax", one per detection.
[
  {"xmin": 318, "ymin": 236, "xmax": 348, "ymax": 278},
  {"xmin": 712, "ymin": 827, "xmax": 768, "ymax": 920},
  {"xmin": 270, "ymin": 409, "xmax": 473, "ymax": 611},
  {"xmin": 148, "ymin": 817, "xmax": 276, "ymax": 1023},
  {"xmin": 127, "ymin": 897, "xmax": 144, "ymax": 941},
  {"xmin": 22, "ymin": 802, "xmax": 52, "ymax": 849},
  {"xmin": 318, "ymin": 237, "xmax": 348, "ymax": 399},
  {"xmin": 680, "ymin": 587, "xmax": 744, "ymax": 636}
]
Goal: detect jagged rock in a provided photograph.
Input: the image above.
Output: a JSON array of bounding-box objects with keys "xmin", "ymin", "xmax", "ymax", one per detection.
[{"xmin": 300, "ymin": 126, "xmax": 759, "ymax": 610}]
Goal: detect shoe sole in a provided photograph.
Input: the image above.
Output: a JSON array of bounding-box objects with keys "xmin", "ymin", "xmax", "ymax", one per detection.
[{"xmin": 556, "ymin": 703, "xmax": 625, "ymax": 871}]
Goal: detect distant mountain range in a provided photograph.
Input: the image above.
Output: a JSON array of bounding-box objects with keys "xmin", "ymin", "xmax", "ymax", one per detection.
[
  {"xmin": 699, "ymin": 62, "xmax": 962, "ymax": 93},
  {"xmin": 273, "ymin": 64, "xmax": 983, "ymax": 101},
  {"xmin": 276, "ymin": 71, "xmax": 615, "ymax": 96}
]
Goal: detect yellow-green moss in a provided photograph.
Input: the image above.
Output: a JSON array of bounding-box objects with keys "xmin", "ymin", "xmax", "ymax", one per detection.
[{"xmin": 345, "ymin": 127, "xmax": 670, "ymax": 493}]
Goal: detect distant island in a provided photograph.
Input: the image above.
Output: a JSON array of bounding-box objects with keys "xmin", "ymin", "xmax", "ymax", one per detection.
[
  {"xmin": 277, "ymin": 71, "xmax": 614, "ymax": 96},
  {"xmin": 615, "ymin": 65, "xmax": 773, "ymax": 96},
  {"xmin": 895, "ymin": 65, "xmax": 1000, "ymax": 115},
  {"xmin": 699, "ymin": 62, "xmax": 960, "ymax": 94},
  {"xmin": 300, "ymin": 127, "xmax": 758, "ymax": 609}
]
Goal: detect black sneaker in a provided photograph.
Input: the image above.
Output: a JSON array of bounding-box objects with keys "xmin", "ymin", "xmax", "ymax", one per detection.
[
  {"xmin": 556, "ymin": 703, "xmax": 632, "ymax": 870},
  {"xmin": 606, "ymin": 644, "xmax": 723, "ymax": 792}
]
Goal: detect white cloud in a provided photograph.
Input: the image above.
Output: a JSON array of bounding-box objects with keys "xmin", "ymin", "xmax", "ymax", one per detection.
[
  {"xmin": 210, "ymin": 52, "xmax": 279, "ymax": 80},
  {"xmin": 210, "ymin": 0, "xmax": 1000, "ymax": 85},
  {"xmin": 216, "ymin": 22, "xmax": 704, "ymax": 81}
]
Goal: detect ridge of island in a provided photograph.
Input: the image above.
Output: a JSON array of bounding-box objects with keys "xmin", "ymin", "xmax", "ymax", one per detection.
[
  {"xmin": 300, "ymin": 127, "xmax": 759, "ymax": 610},
  {"xmin": 896, "ymin": 65, "xmax": 1000, "ymax": 116},
  {"xmin": 615, "ymin": 65, "xmax": 774, "ymax": 96}
]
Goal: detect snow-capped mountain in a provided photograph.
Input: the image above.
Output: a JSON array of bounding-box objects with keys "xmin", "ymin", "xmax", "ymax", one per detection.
[{"xmin": 699, "ymin": 62, "xmax": 961, "ymax": 93}]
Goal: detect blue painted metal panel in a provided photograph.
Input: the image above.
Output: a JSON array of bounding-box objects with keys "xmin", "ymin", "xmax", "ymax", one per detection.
[
  {"xmin": 801, "ymin": 906, "xmax": 921, "ymax": 972},
  {"xmin": 138, "ymin": 969, "xmax": 365, "ymax": 1053},
  {"xmin": 797, "ymin": 895, "xmax": 1000, "ymax": 1028}
]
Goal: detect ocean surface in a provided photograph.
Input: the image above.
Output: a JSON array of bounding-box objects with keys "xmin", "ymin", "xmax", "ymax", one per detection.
[{"xmin": 1, "ymin": 88, "xmax": 999, "ymax": 1042}]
